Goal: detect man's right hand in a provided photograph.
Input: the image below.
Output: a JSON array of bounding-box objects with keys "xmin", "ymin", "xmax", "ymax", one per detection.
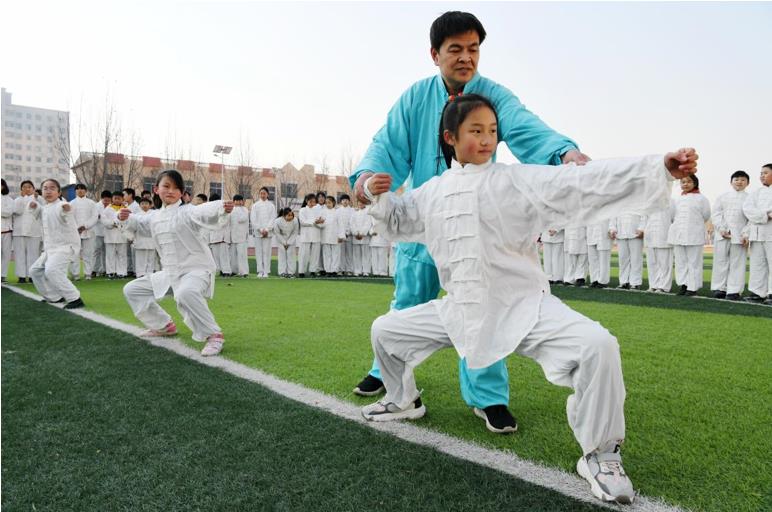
[{"xmin": 354, "ymin": 172, "xmax": 375, "ymax": 205}]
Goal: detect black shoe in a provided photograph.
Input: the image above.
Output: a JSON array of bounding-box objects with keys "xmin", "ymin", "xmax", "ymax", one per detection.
[
  {"xmin": 631, "ymin": 285, "xmax": 641, "ymax": 290},
  {"xmin": 725, "ymin": 293, "xmax": 742, "ymax": 301},
  {"xmin": 298, "ymin": 273, "xmax": 305, "ymax": 278},
  {"xmin": 549, "ymin": 280, "xmax": 556, "ymax": 285},
  {"xmin": 589, "ymin": 281, "xmax": 599, "ymax": 288},
  {"xmin": 40, "ymin": 297, "xmax": 65, "ymax": 303},
  {"xmin": 17, "ymin": 277, "xmax": 27, "ymax": 284},
  {"xmin": 64, "ymin": 298, "xmax": 85, "ymax": 309},
  {"xmin": 574, "ymin": 278, "xmax": 586, "ymax": 287},
  {"xmin": 677, "ymin": 284, "xmax": 687, "ymax": 296},
  {"xmin": 554, "ymin": 280, "xmax": 564, "ymax": 286},
  {"xmin": 473, "ymin": 405, "xmax": 518, "ymax": 434},
  {"xmin": 353, "ymin": 374, "xmax": 385, "ymax": 397},
  {"xmin": 684, "ymin": 290, "xmax": 697, "ymax": 296},
  {"xmin": 765, "ymin": 295, "xmax": 772, "ymax": 306},
  {"xmin": 712, "ymin": 290, "xmax": 727, "ymax": 299},
  {"xmin": 617, "ymin": 283, "xmax": 630, "ymax": 290},
  {"xmin": 596, "ymin": 283, "xmax": 608, "ymax": 289},
  {"xmin": 744, "ymin": 293, "xmax": 764, "ymax": 303}
]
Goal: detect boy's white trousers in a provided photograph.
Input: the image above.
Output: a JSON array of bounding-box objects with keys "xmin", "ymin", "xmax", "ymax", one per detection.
[
  {"xmin": 229, "ymin": 242, "xmax": 249, "ymax": 276},
  {"xmin": 710, "ymin": 239, "xmax": 747, "ymax": 294},
  {"xmin": 322, "ymin": 243, "xmax": 341, "ymax": 273},
  {"xmin": 298, "ymin": 242, "xmax": 320, "ymax": 274},
  {"xmin": 616, "ymin": 238, "xmax": 643, "ymax": 286},
  {"xmin": 371, "ymin": 294, "xmax": 625, "ymax": 456},
  {"xmin": 209, "ymin": 243, "xmax": 231, "ymax": 274},
  {"xmin": 646, "ymin": 247, "xmax": 673, "ymax": 291},
  {"xmin": 134, "ymin": 248, "xmax": 156, "ymax": 278},
  {"xmin": 1, "ymin": 232, "xmax": 12, "ymax": 278},
  {"xmin": 123, "ymin": 270, "xmax": 221, "ymax": 342},
  {"xmin": 564, "ymin": 254, "xmax": 587, "ymax": 284},
  {"xmin": 341, "ymin": 238, "xmax": 353, "ymax": 273},
  {"xmin": 352, "ymin": 244, "xmax": 371, "ymax": 275},
  {"xmin": 12, "ymin": 236, "xmax": 41, "ymax": 278},
  {"xmin": 254, "ymin": 236, "xmax": 272, "ymax": 275},
  {"xmin": 370, "ymin": 247, "xmax": 388, "ymax": 276},
  {"xmin": 93, "ymin": 236, "xmax": 105, "ymax": 274},
  {"xmin": 673, "ymin": 245, "xmax": 704, "ymax": 291},
  {"xmin": 542, "ymin": 242, "xmax": 564, "ymax": 282},
  {"xmin": 30, "ymin": 248, "xmax": 80, "ymax": 303},
  {"xmin": 69, "ymin": 237, "xmax": 96, "ymax": 278},
  {"xmin": 105, "ymin": 242, "xmax": 128, "ymax": 276},
  {"xmin": 748, "ymin": 241, "xmax": 772, "ymax": 297},
  {"xmin": 277, "ymin": 245, "xmax": 297, "ymax": 275},
  {"xmin": 587, "ymin": 246, "xmax": 610, "ymax": 285}
]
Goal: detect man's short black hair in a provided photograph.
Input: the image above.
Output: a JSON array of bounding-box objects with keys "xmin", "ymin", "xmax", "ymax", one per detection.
[
  {"xmin": 430, "ymin": 11, "xmax": 486, "ymax": 51},
  {"xmin": 233, "ymin": 194, "xmax": 244, "ymax": 201},
  {"xmin": 75, "ymin": 183, "xmax": 87, "ymax": 191},
  {"xmin": 101, "ymin": 190, "xmax": 112, "ymax": 199},
  {"xmin": 730, "ymin": 170, "xmax": 750, "ymax": 181}
]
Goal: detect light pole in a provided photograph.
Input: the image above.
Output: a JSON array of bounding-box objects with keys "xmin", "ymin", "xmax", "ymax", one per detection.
[{"xmin": 212, "ymin": 145, "xmax": 232, "ymax": 197}]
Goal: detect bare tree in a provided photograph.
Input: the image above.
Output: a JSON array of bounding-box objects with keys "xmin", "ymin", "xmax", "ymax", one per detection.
[{"xmin": 71, "ymin": 91, "xmax": 120, "ymax": 196}]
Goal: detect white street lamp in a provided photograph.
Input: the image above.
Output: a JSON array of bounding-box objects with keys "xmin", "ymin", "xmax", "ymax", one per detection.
[{"xmin": 212, "ymin": 145, "xmax": 232, "ymax": 196}]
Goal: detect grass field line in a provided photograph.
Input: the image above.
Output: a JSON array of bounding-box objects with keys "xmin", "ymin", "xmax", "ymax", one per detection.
[{"xmin": 3, "ymin": 284, "xmax": 686, "ymax": 512}]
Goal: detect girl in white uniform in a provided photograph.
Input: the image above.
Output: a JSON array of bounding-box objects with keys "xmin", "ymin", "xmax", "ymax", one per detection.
[
  {"xmin": 540, "ymin": 228, "xmax": 564, "ymax": 284},
  {"xmin": 251, "ymin": 187, "xmax": 276, "ymax": 278},
  {"xmin": 228, "ymin": 194, "xmax": 250, "ymax": 278},
  {"xmin": 208, "ymin": 194, "xmax": 232, "ymax": 277},
  {"xmin": 609, "ymin": 214, "xmax": 645, "ymax": 289},
  {"xmin": 710, "ymin": 170, "xmax": 750, "ymax": 299},
  {"xmin": 337, "ymin": 194, "xmax": 355, "ymax": 275},
  {"xmin": 350, "ymin": 203, "xmax": 373, "ymax": 277},
  {"xmin": 370, "ymin": 229, "xmax": 391, "ymax": 277},
  {"xmin": 320, "ymin": 196, "xmax": 344, "ymax": 275},
  {"xmin": 298, "ymin": 194, "xmax": 323, "ymax": 277},
  {"xmin": 92, "ymin": 191, "xmax": 112, "ymax": 277},
  {"xmin": 132, "ymin": 198, "xmax": 157, "ymax": 278},
  {"xmin": 563, "ymin": 226, "xmax": 588, "ymax": 286},
  {"xmin": 68, "ymin": 184, "xmax": 101, "ymax": 280},
  {"xmin": 12, "ymin": 180, "xmax": 43, "ymax": 283},
  {"xmin": 29, "ymin": 179, "xmax": 84, "ymax": 309},
  {"xmin": 667, "ymin": 174, "xmax": 710, "ymax": 296},
  {"xmin": 121, "ymin": 170, "xmax": 234, "ymax": 357},
  {"xmin": 742, "ymin": 164, "xmax": 772, "ymax": 304},
  {"xmin": 643, "ymin": 202, "xmax": 675, "ymax": 292},
  {"xmin": 359, "ymin": 94, "xmax": 699, "ymax": 505},
  {"xmin": 586, "ymin": 220, "xmax": 612, "ymax": 288},
  {"xmin": 273, "ymin": 208, "xmax": 299, "ymax": 277},
  {"xmin": 1, "ymin": 179, "xmax": 13, "ymax": 282},
  {"xmin": 101, "ymin": 191, "xmax": 130, "ymax": 278}
]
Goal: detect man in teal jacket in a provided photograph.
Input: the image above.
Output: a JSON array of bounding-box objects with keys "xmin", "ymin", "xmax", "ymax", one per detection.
[{"xmin": 350, "ymin": 11, "xmax": 590, "ymax": 433}]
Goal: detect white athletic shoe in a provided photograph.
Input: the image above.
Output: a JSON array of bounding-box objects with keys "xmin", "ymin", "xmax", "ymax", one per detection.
[
  {"xmin": 362, "ymin": 397, "xmax": 425, "ymax": 422},
  {"xmin": 577, "ymin": 448, "xmax": 635, "ymax": 504},
  {"xmin": 201, "ymin": 333, "xmax": 224, "ymax": 357}
]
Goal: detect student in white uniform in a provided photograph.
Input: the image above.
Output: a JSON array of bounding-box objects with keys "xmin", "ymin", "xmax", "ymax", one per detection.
[
  {"xmin": 273, "ymin": 207, "xmax": 299, "ymax": 277},
  {"xmin": 132, "ymin": 198, "xmax": 157, "ymax": 278},
  {"xmin": 540, "ymin": 228, "xmax": 564, "ymax": 284},
  {"xmin": 68, "ymin": 184, "xmax": 100, "ymax": 281},
  {"xmin": 29, "ymin": 179, "xmax": 84, "ymax": 309},
  {"xmin": 360, "ymin": 95, "xmax": 700, "ymax": 505},
  {"xmin": 121, "ymin": 170, "xmax": 235, "ymax": 357},
  {"xmin": 298, "ymin": 193, "xmax": 323, "ymax": 277},
  {"xmin": 1, "ymin": 179, "xmax": 13, "ymax": 282},
  {"xmin": 742, "ymin": 164, "xmax": 772, "ymax": 304},
  {"xmin": 350, "ymin": 203, "xmax": 373, "ymax": 277},
  {"xmin": 12, "ymin": 180, "xmax": 43, "ymax": 283},
  {"xmin": 101, "ymin": 191, "xmax": 130, "ymax": 279},
  {"xmin": 586, "ymin": 220, "xmax": 612, "ymax": 288},
  {"xmin": 337, "ymin": 194, "xmax": 355, "ymax": 275},
  {"xmin": 563, "ymin": 226, "xmax": 588, "ymax": 286},
  {"xmin": 320, "ymin": 196, "xmax": 344, "ymax": 276},
  {"xmin": 643, "ymin": 202, "xmax": 675, "ymax": 293},
  {"xmin": 251, "ymin": 187, "xmax": 276, "ymax": 278},
  {"xmin": 667, "ymin": 174, "xmax": 710, "ymax": 296},
  {"xmin": 208, "ymin": 193, "xmax": 232, "ymax": 277},
  {"xmin": 123, "ymin": 188, "xmax": 140, "ymax": 276},
  {"xmin": 228, "ymin": 194, "xmax": 250, "ymax": 278},
  {"xmin": 370, "ymin": 228, "xmax": 391, "ymax": 277},
  {"xmin": 710, "ymin": 170, "xmax": 750, "ymax": 300},
  {"xmin": 92, "ymin": 190, "xmax": 112, "ymax": 277},
  {"xmin": 609, "ymin": 214, "xmax": 645, "ymax": 290}
]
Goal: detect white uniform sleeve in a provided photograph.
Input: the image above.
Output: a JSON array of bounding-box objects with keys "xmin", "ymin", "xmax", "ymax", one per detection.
[
  {"xmin": 367, "ymin": 185, "xmax": 431, "ymax": 244},
  {"xmin": 743, "ymin": 191, "xmax": 770, "ymax": 224}
]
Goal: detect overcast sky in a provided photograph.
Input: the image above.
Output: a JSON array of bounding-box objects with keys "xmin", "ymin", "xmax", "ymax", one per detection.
[{"xmin": 1, "ymin": 1, "xmax": 770, "ymax": 202}]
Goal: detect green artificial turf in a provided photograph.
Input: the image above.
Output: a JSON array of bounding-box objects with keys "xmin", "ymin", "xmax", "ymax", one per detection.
[
  {"xmin": 6, "ymin": 267, "xmax": 770, "ymax": 511},
  {"xmin": 2, "ymin": 289, "xmax": 609, "ymax": 512}
]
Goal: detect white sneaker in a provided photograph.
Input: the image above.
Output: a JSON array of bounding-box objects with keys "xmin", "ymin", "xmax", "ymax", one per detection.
[
  {"xmin": 362, "ymin": 397, "xmax": 425, "ymax": 422},
  {"xmin": 201, "ymin": 333, "xmax": 224, "ymax": 356},
  {"xmin": 577, "ymin": 448, "xmax": 635, "ymax": 504}
]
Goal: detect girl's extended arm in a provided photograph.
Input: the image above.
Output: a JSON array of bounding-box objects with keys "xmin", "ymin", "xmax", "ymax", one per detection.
[
  {"xmin": 187, "ymin": 200, "xmax": 230, "ymax": 230},
  {"xmin": 366, "ymin": 183, "xmax": 432, "ymax": 244}
]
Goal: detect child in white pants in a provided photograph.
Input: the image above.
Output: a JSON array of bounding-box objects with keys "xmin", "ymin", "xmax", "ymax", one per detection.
[
  {"xmin": 586, "ymin": 220, "xmax": 612, "ymax": 288},
  {"xmin": 742, "ymin": 164, "xmax": 772, "ymax": 304},
  {"xmin": 668, "ymin": 174, "xmax": 710, "ymax": 296},
  {"xmin": 350, "ymin": 203, "xmax": 373, "ymax": 276},
  {"xmin": 29, "ymin": 179, "xmax": 84, "ymax": 309},
  {"xmin": 1, "ymin": 179, "xmax": 13, "ymax": 282},
  {"xmin": 643, "ymin": 203, "xmax": 675, "ymax": 292},
  {"xmin": 121, "ymin": 170, "xmax": 234, "ymax": 357},
  {"xmin": 273, "ymin": 208, "xmax": 299, "ymax": 277},
  {"xmin": 251, "ymin": 187, "xmax": 276, "ymax": 278},
  {"xmin": 359, "ymin": 94, "xmax": 700, "ymax": 505},
  {"xmin": 369, "ymin": 231, "xmax": 390, "ymax": 277},
  {"xmin": 563, "ymin": 226, "xmax": 588, "ymax": 286},
  {"xmin": 540, "ymin": 228, "xmax": 564, "ymax": 284},
  {"xmin": 710, "ymin": 171, "xmax": 750, "ymax": 299},
  {"xmin": 298, "ymin": 194, "xmax": 323, "ymax": 277},
  {"xmin": 228, "ymin": 195, "xmax": 250, "ymax": 278},
  {"xmin": 101, "ymin": 191, "xmax": 129, "ymax": 278},
  {"xmin": 320, "ymin": 196, "xmax": 344, "ymax": 275},
  {"xmin": 337, "ymin": 194, "xmax": 355, "ymax": 275},
  {"xmin": 12, "ymin": 180, "xmax": 43, "ymax": 282},
  {"xmin": 68, "ymin": 184, "xmax": 100, "ymax": 280},
  {"xmin": 610, "ymin": 214, "xmax": 645, "ymax": 289},
  {"xmin": 132, "ymin": 198, "xmax": 157, "ymax": 278}
]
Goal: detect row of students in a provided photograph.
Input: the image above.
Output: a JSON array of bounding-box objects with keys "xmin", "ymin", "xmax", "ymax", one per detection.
[{"xmin": 539, "ymin": 167, "xmax": 772, "ymax": 303}]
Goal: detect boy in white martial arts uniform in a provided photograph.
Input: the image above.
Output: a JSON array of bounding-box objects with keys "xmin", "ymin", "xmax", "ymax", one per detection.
[
  {"xmin": 68, "ymin": 184, "xmax": 100, "ymax": 281},
  {"xmin": 360, "ymin": 94, "xmax": 700, "ymax": 505},
  {"xmin": 208, "ymin": 193, "xmax": 232, "ymax": 277},
  {"xmin": 12, "ymin": 180, "xmax": 43, "ymax": 283},
  {"xmin": 742, "ymin": 164, "xmax": 772, "ymax": 304},
  {"xmin": 710, "ymin": 170, "xmax": 750, "ymax": 300},
  {"xmin": 298, "ymin": 193, "xmax": 324, "ymax": 278},
  {"xmin": 609, "ymin": 214, "xmax": 645, "ymax": 290},
  {"xmin": 586, "ymin": 220, "xmax": 612, "ymax": 288},
  {"xmin": 228, "ymin": 194, "xmax": 250, "ymax": 278},
  {"xmin": 320, "ymin": 196, "xmax": 344, "ymax": 276},
  {"xmin": 123, "ymin": 188, "xmax": 140, "ymax": 277},
  {"xmin": 121, "ymin": 170, "xmax": 235, "ymax": 357},
  {"xmin": 563, "ymin": 226, "xmax": 588, "ymax": 286},
  {"xmin": 101, "ymin": 191, "xmax": 130, "ymax": 279},
  {"xmin": 251, "ymin": 187, "xmax": 276, "ymax": 278},
  {"xmin": 273, "ymin": 208, "xmax": 299, "ymax": 277},
  {"xmin": 643, "ymin": 201, "xmax": 675, "ymax": 293},
  {"xmin": 92, "ymin": 190, "xmax": 112, "ymax": 277},
  {"xmin": 540, "ymin": 228, "xmax": 564, "ymax": 285},
  {"xmin": 350, "ymin": 203, "xmax": 373, "ymax": 277},
  {"xmin": 133, "ymin": 198, "xmax": 157, "ymax": 278},
  {"xmin": 668, "ymin": 174, "xmax": 710, "ymax": 296},
  {"xmin": 370, "ymin": 228, "xmax": 391, "ymax": 277},
  {"xmin": 1, "ymin": 179, "xmax": 13, "ymax": 282},
  {"xmin": 337, "ymin": 194, "xmax": 355, "ymax": 275},
  {"xmin": 29, "ymin": 179, "xmax": 85, "ymax": 309}
]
